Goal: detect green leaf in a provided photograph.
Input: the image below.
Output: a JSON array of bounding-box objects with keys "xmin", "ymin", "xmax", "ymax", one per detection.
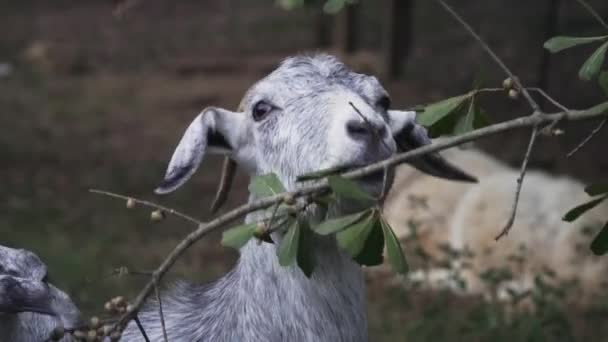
[
  {"xmin": 590, "ymin": 222, "xmax": 608, "ymax": 255},
  {"xmin": 600, "ymin": 71, "xmax": 608, "ymax": 96},
  {"xmin": 453, "ymin": 100, "xmax": 476, "ymax": 135},
  {"xmin": 579, "ymin": 41, "xmax": 608, "ymax": 81},
  {"xmin": 353, "ymin": 219, "xmax": 385, "ymax": 266},
  {"xmin": 277, "ymin": 220, "xmax": 300, "ymax": 266},
  {"xmin": 586, "ymin": 182, "xmax": 608, "ymax": 196},
  {"xmin": 313, "ymin": 210, "xmax": 371, "ymax": 235},
  {"xmin": 296, "ymin": 219, "xmax": 316, "ymax": 277},
  {"xmin": 543, "ymin": 36, "xmax": 608, "ymax": 53},
  {"xmin": 416, "ymin": 94, "xmax": 470, "ymax": 127},
  {"xmin": 563, "ymin": 196, "xmax": 608, "ymax": 222},
  {"xmin": 336, "ymin": 212, "xmax": 376, "ymax": 257},
  {"xmin": 380, "ymin": 216, "xmax": 409, "ymax": 274},
  {"xmin": 249, "ymin": 173, "xmax": 286, "ymax": 197},
  {"xmin": 221, "ymin": 223, "xmax": 257, "ymax": 250},
  {"xmin": 328, "ymin": 175, "xmax": 376, "ymax": 203}
]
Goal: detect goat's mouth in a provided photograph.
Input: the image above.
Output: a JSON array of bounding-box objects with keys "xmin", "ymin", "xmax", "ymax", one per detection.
[{"xmin": 296, "ymin": 163, "xmax": 387, "ymax": 188}]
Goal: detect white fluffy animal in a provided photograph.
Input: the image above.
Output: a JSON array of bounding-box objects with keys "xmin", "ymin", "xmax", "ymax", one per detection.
[{"xmin": 383, "ymin": 147, "xmax": 608, "ymax": 302}]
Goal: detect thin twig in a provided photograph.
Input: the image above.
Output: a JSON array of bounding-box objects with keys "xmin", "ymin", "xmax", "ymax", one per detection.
[
  {"xmin": 89, "ymin": 189, "xmax": 203, "ymax": 226},
  {"xmin": 567, "ymin": 118, "xmax": 607, "ymax": 157},
  {"xmin": 527, "ymin": 88, "xmax": 570, "ymax": 112},
  {"xmin": 154, "ymin": 282, "xmax": 169, "ymax": 342},
  {"xmin": 134, "ymin": 316, "xmax": 150, "ymax": 342},
  {"xmin": 96, "ymin": 102, "xmax": 608, "ymax": 335},
  {"xmin": 495, "ymin": 126, "xmax": 540, "ymax": 240},
  {"xmin": 349, "ymin": 101, "xmax": 392, "ymax": 201},
  {"xmin": 575, "ymin": 0, "xmax": 608, "ymax": 30},
  {"xmin": 437, "ymin": 0, "xmax": 541, "ymax": 113}
]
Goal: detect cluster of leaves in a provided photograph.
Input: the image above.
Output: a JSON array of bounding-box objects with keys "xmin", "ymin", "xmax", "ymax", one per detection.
[
  {"xmin": 415, "ymin": 90, "xmax": 491, "ymax": 138},
  {"xmin": 221, "ymin": 173, "xmax": 408, "ymax": 277},
  {"xmin": 276, "ymin": 0, "xmax": 357, "ymax": 14},
  {"xmin": 563, "ymin": 182, "xmax": 608, "ymax": 255},
  {"xmin": 544, "ymin": 35, "xmax": 608, "ymax": 83},
  {"xmin": 546, "ymin": 28, "xmax": 608, "ymax": 255}
]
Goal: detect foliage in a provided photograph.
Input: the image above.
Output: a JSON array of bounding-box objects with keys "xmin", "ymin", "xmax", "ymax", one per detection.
[{"xmin": 231, "ymin": 173, "xmax": 407, "ymax": 277}]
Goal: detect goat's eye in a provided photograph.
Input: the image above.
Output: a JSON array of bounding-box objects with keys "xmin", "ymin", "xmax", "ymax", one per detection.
[
  {"xmin": 377, "ymin": 96, "xmax": 391, "ymax": 111},
  {"xmin": 252, "ymin": 101, "xmax": 273, "ymax": 121}
]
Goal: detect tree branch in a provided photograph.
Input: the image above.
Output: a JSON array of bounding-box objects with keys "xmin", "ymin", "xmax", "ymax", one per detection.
[
  {"xmin": 436, "ymin": 0, "xmax": 541, "ymax": 113},
  {"xmin": 575, "ymin": 0, "xmax": 608, "ymax": 30},
  {"xmin": 89, "ymin": 100, "xmax": 608, "ymax": 335},
  {"xmin": 495, "ymin": 126, "xmax": 539, "ymax": 240},
  {"xmin": 567, "ymin": 117, "xmax": 607, "ymax": 157}
]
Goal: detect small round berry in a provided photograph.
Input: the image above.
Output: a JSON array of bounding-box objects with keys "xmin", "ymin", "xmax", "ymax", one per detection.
[
  {"xmin": 126, "ymin": 198, "xmax": 136, "ymax": 209},
  {"xmin": 150, "ymin": 209, "xmax": 165, "ymax": 222},
  {"xmin": 102, "ymin": 324, "xmax": 113, "ymax": 336},
  {"xmin": 502, "ymin": 77, "xmax": 514, "ymax": 89},
  {"xmin": 90, "ymin": 316, "xmax": 100, "ymax": 329},
  {"xmin": 508, "ymin": 89, "xmax": 519, "ymax": 100}
]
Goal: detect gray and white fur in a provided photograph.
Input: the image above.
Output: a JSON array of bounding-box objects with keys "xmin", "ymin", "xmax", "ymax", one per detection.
[
  {"xmin": 0, "ymin": 54, "xmax": 474, "ymax": 342},
  {"xmin": 0, "ymin": 245, "xmax": 81, "ymax": 341},
  {"xmin": 122, "ymin": 54, "xmax": 474, "ymax": 342}
]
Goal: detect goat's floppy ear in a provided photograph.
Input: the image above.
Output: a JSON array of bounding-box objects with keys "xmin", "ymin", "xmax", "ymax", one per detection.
[
  {"xmin": 155, "ymin": 107, "xmax": 246, "ymax": 194},
  {"xmin": 388, "ymin": 110, "xmax": 477, "ymax": 183}
]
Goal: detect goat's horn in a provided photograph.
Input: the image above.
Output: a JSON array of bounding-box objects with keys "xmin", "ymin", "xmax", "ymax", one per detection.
[{"xmin": 210, "ymin": 157, "xmax": 237, "ymax": 213}]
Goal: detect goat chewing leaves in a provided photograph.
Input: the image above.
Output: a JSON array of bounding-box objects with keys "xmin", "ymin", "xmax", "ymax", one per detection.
[
  {"xmin": 313, "ymin": 210, "xmax": 371, "ymax": 235},
  {"xmin": 222, "ymin": 223, "xmax": 257, "ymax": 250},
  {"xmin": 249, "ymin": 173, "xmax": 286, "ymax": 197},
  {"xmin": 380, "ymin": 215, "xmax": 409, "ymax": 275}
]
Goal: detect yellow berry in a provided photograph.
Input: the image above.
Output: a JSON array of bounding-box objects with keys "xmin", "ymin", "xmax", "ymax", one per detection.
[
  {"xmin": 508, "ymin": 89, "xmax": 519, "ymax": 100},
  {"xmin": 502, "ymin": 77, "xmax": 514, "ymax": 89},
  {"xmin": 150, "ymin": 209, "xmax": 165, "ymax": 222}
]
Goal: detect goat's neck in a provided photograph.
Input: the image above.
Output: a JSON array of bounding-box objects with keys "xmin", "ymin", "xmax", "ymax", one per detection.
[
  {"xmin": 124, "ymin": 191, "xmax": 368, "ymax": 341},
  {"xmin": 218, "ymin": 193, "xmax": 368, "ymax": 341}
]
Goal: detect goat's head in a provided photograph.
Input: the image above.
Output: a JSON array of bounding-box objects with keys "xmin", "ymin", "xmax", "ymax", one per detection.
[
  {"xmin": 155, "ymin": 54, "xmax": 475, "ymax": 198},
  {"xmin": 0, "ymin": 245, "xmax": 80, "ymax": 329}
]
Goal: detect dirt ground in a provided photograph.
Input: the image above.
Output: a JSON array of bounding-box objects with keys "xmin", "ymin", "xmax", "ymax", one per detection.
[{"xmin": 1, "ymin": 1, "xmax": 608, "ymax": 340}]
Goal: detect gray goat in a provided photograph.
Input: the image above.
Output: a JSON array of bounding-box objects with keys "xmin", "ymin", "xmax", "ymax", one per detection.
[{"xmin": 1, "ymin": 54, "xmax": 474, "ymax": 342}]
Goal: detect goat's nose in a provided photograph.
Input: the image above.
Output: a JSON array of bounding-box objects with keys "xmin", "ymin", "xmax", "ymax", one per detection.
[{"xmin": 346, "ymin": 119, "xmax": 387, "ymax": 141}]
